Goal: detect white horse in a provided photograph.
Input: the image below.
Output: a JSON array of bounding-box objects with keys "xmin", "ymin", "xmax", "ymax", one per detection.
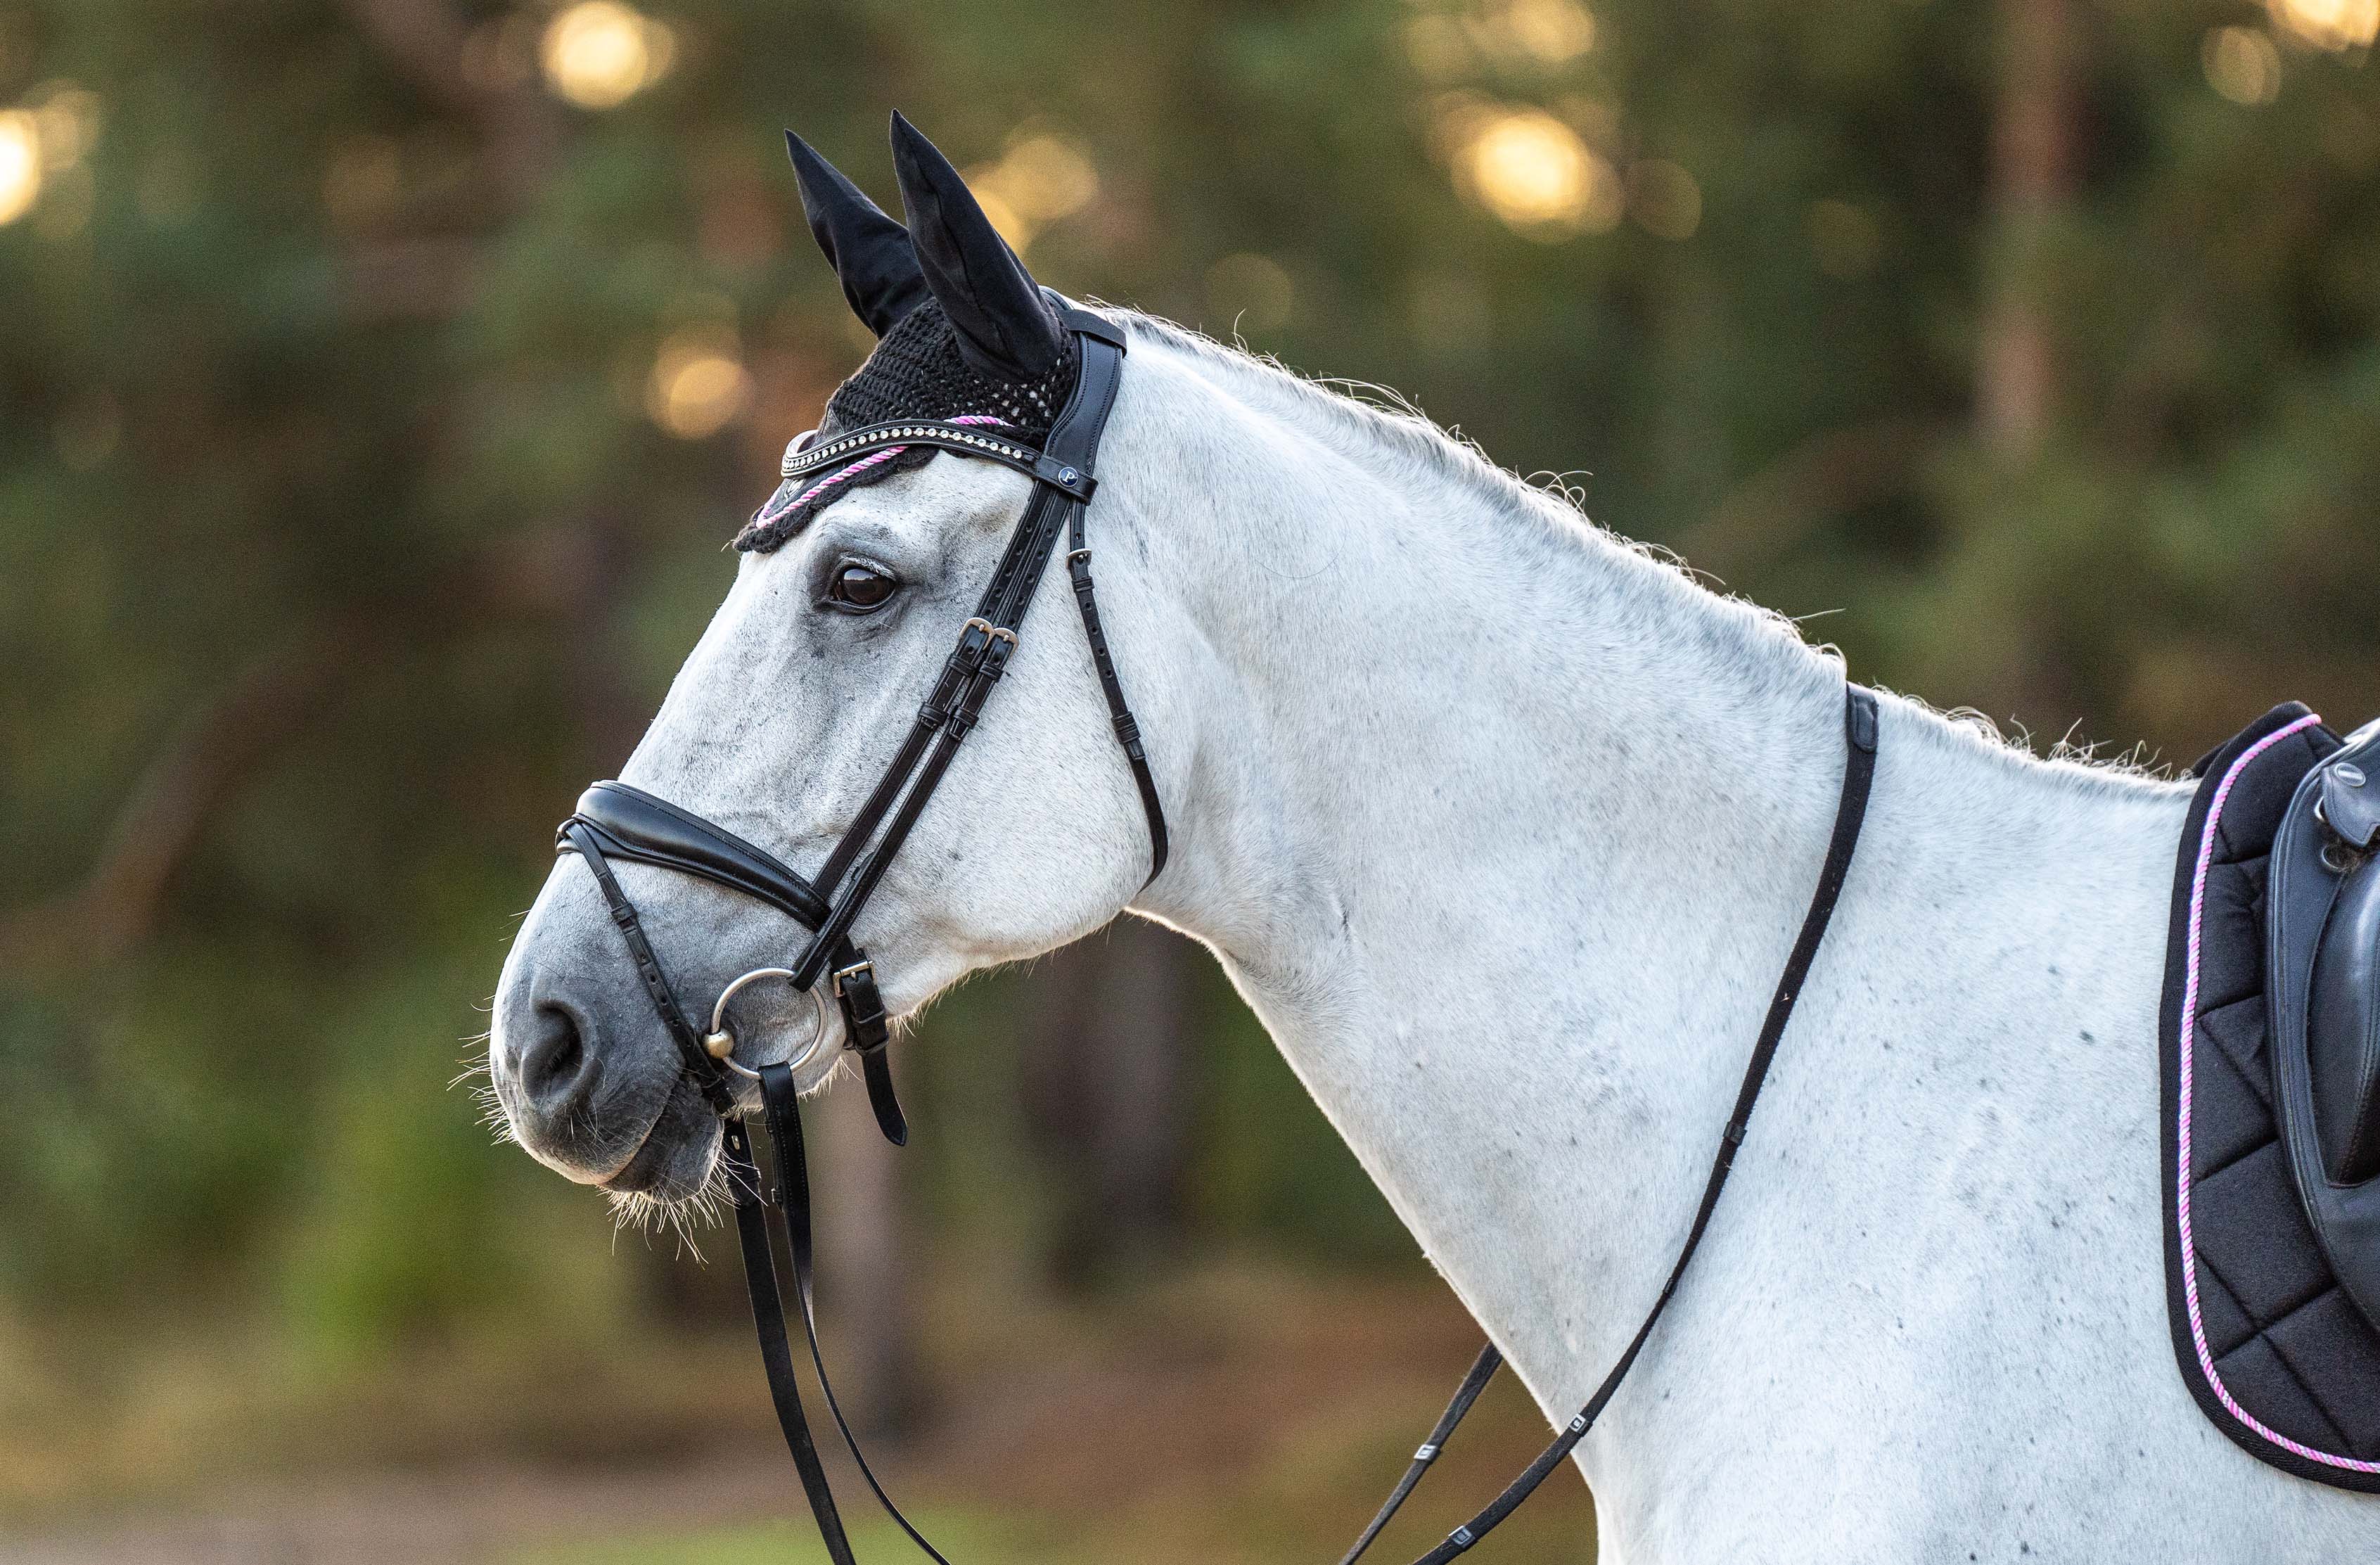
[{"xmin": 487, "ymin": 125, "xmax": 2376, "ymax": 1561}]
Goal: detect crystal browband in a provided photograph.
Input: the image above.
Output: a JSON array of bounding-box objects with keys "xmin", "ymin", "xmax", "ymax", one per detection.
[{"xmin": 780, "ymin": 419, "xmax": 1096, "ymax": 502}]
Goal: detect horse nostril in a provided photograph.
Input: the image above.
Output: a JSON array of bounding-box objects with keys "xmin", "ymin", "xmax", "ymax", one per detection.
[{"xmin": 520, "ymin": 1002, "xmax": 594, "ymax": 1115}]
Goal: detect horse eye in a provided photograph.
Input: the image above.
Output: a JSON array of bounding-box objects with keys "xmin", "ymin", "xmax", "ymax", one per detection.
[{"xmin": 826, "ymin": 559, "xmax": 900, "ymax": 612}]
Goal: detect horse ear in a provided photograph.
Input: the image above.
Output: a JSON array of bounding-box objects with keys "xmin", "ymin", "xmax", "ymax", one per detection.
[
  {"xmin": 887, "ymin": 111, "xmax": 1066, "ymax": 381},
  {"xmin": 785, "ymin": 131, "xmax": 929, "ymax": 338}
]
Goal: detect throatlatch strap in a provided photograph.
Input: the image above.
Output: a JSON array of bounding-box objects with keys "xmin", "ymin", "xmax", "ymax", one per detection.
[
  {"xmin": 1067, "ymin": 516, "xmax": 1167, "ymax": 886},
  {"xmin": 786, "ymin": 324, "xmax": 1139, "ymax": 996},
  {"xmin": 1395, "ymin": 684, "xmax": 1879, "ymax": 1565}
]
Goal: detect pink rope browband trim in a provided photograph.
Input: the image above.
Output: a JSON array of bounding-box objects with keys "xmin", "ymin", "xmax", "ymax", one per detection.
[
  {"xmin": 753, "ymin": 414, "xmax": 1011, "ymax": 530},
  {"xmin": 2176, "ymin": 710, "xmax": 2380, "ymax": 1474}
]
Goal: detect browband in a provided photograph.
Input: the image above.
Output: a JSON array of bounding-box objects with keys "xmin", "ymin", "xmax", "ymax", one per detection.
[
  {"xmin": 781, "ymin": 421, "xmax": 1098, "ymax": 504},
  {"xmin": 776, "ymin": 308, "xmax": 1130, "ymax": 504}
]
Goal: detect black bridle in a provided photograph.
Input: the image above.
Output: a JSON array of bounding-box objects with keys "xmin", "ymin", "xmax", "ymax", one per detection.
[
  {"xmin": 550, "ymin": 299, "xmax": 1882, "ymax": 1564},
  {"xmin": 559, "ymin": 303, "xmax": 1159, "ymax": 1146}
]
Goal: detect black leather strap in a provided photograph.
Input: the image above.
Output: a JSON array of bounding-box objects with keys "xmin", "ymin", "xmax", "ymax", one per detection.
[
  {"xmin": 563, "ymin": 786, "xmax": 886, "ymax": 1124},
  {"xmin": 559, "ymin": 819, "xmax": 739, "ymax": 1116},
  {"xmin": 724, "ymin": 1117, "xmax": 860, "ymax": 1565},
  {"xmin": 785, "ymin": 326, "xmax": 1137, "ymax": 992},
  {"xmin": 1066, "ymin": 489, "xmax": 1167, "ymax": 883},
  {"xmin": 567, "ymin": 781, "xmax": 832, "ymax": 926},
  {"xmin": 754, "ymin": 1061, "xmax": 952, "ymax": 1564},
  {"xmin": 834, "ymin": 959, "xmax": 909, "ymax": 1146},
  {"xmin": 1401, "ymin": 684, "xmax": 1879, "ymax": 1564},
  {"xmin": 1337, "ymin": 1343, "xmax": 1504, "ymax": 1565},
  {"xmin": 781, "ymin": 420, "xmax": 1096, "ymax": 502}
]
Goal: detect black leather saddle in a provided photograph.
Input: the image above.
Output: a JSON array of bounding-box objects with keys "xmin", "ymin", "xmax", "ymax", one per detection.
[
  {"xmin": 2159, "ymin": 704, "xmax": 2380, "ymax": 1490},
  {"xmin": 2270, "ymin": 715, "xmax": 2380, "ymax": 1336}
]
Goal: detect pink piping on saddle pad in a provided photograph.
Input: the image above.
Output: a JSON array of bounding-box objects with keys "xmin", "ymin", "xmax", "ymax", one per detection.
[
  {"xmin": 753, "ymin": 414, "xmax": 1011, "ymax": 529},
  {"xmin": 2177, "ymin": 709, "xmax": 2380, "ymax": 1474}
]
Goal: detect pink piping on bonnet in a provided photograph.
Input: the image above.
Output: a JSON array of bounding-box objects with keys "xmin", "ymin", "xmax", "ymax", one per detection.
[{"xmin": 753, "ymin": 414, "xmax": 1011, "ymax": 530}]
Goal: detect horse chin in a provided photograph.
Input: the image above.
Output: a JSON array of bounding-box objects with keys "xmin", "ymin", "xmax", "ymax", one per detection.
[{"xmin": 601, "ymin": 1072, "xmax": 722, "ymax": 1205}]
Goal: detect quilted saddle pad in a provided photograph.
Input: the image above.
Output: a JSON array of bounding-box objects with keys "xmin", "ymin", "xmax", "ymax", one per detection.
[{"xmin": 2160, "ymin": 702, "xmax": 2380, "ymax": 1490}]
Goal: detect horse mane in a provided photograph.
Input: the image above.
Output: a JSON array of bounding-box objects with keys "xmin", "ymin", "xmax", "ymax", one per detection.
[{"xmin": 1108, "ymin": 305, "xmax": 2184, "ymax": 799}]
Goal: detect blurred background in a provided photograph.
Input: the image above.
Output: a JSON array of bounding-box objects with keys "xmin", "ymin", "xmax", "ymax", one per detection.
[{"xmin": 3, "ymin": 0, "xmax": 2378, "ymax": 1559}]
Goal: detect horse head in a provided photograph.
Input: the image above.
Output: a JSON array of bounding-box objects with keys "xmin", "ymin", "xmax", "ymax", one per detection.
[{"xmin": 487, "ymin": 117, "xmax": 1184, "ymax": 1205}]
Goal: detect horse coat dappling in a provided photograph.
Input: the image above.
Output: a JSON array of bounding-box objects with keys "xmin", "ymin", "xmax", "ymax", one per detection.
[{"xmin": 486, "ymin": 116, "xmax": 2379, "ymax": 1561}]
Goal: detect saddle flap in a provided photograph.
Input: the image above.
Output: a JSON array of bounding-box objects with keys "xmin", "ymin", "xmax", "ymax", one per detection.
[
  {"xmin": 2270, "ymin": 731, "xmax": 2380, "ymax": 1336},
  {"xmin": 2309, "ymin": 842, "xmax": 2380, "ymax": 1185}
]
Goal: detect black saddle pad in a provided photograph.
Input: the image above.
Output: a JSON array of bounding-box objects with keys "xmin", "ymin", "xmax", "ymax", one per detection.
[{"xmin": 2161, "ymin": 703, "xmax": 2380, "ymax": 1490}]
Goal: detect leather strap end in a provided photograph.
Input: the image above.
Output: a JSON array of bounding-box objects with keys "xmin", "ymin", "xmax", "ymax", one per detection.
[{"xmin": 859, "ymin": 1045, "xmax": 909, "ymax": 1146}]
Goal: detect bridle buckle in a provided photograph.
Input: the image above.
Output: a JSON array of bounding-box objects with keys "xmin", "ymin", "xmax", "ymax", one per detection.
[
  {"xmin": 831, "ymin": 957, "xmax": 876, "ymax": 998},
  {"xmin": 959, "ymin": 617, "xmax": 1019, "ymax": 655}
]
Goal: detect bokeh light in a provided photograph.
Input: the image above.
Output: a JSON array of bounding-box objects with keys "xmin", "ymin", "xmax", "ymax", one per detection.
[
  {"xmin": 540, "ymin": 1, "xmax": 676, "ymax": 110},
  {"xmin": 1486, "ymin": 0, "xmax": 1597, "ymax": 64},
  {"xmin": 1411, "ymin": 1, "xmax": 1597, "ymax": 82},
  {"xmin": 1205, "ymin": 251, "xmax": 1296, "ymax": 333},
  {"xmin": 29, "ymin": 82, "xmax": 102, "ymax": 171},
  {"xmin": 1447, "ymin": 105, "xmax": 1620, "ymax": 237},
  {"xmin": 2267, "ymin": 0, "xmax": 2379, "ymax": 51},
  {"xmin": 2205, "ymin": 26, "xmax": 2283, "ymax": 106},
  {"xmin": 1628, "ymin": 159, "xmax": 1701, "ymax": 240},
  {"xmin": 0, "ymin": 84, "xmax": 101, "ymax": 229},
  {"xmin": 0, "ymin": 110, "xmax": 40, "ymax": 225},
  {"xmin": 965, "ymin": 132, "xmax": 1099, "ymax": 252},
  {"xmin": 646, "ymin": 330, "xmax": 753, "ymax": 439}
]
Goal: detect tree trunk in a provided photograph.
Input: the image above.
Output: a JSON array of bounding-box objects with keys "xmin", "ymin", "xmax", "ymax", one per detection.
[
  {"xmin": 1018, "ymin": 916, "xmax": 1201, "ymax": 1288},
  {"xmin": 1976, "ymin": 0, "xmax": 2079, "ymax": 456},
  {"xmin": 816, "ymin": 1051, "xmax": 927, "ymax": 1436}
]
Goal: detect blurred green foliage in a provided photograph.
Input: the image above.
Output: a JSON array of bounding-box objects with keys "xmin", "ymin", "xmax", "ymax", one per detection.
[{"xmin": 1, "ymin": 0, "xmax": 2378, "ymax": 1514}]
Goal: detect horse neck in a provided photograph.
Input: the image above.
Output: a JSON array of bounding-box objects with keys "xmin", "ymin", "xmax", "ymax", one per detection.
[
  {"xmin": 1108, "ymin": 336, "xmax": 2192, "ymax": 1476},
  {"xmin": 1115, "ymin": 338, "xmax": 1852, "ymax": 1339}
]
